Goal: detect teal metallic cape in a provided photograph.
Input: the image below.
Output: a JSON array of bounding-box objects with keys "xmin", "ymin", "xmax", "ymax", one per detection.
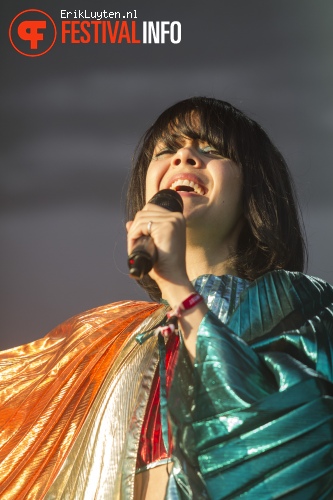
[{"xmin": 167, "ymin": 271, "xmax": 333, "ymax": 499}]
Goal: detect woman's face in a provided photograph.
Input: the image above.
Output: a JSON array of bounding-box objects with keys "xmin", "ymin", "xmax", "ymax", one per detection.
[{"xmin": 145, "ymin": 131, "xmax": 244, "ymax": 245}]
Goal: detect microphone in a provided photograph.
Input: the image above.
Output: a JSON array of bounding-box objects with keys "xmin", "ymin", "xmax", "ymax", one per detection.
[{"xmin": 128, "ymin": 189, "xmax": 184, "ymax": 279}]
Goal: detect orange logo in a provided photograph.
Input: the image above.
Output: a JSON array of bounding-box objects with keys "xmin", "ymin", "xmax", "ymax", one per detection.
[{"xmin": 9, "ymin": 9, "xmax": 57, "ymax": 57}]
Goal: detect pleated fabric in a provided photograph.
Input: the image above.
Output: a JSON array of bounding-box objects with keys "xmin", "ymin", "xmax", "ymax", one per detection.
[
  {"xmin": 0, "ymin": 300, "xmax": 166, "ymax": 499},
  {"xmin": 167, "ymin": 271, "xmax": 333, "ymax": 499},
  {"xmin": 2, "ymin": 270, "xmax": 333, "ymax": 500},
  {"xmin": 136, "ymin": 331, "xmax": 179, "ymax": 473}
]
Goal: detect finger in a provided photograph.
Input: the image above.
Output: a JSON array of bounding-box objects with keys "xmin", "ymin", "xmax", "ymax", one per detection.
[
  {"xmin": 127, "ymin": 218, "xmax": 155, "ymax": 254},
  {"xmin": 128, "ymin": 207, "xmax": 184, "ymax": 238},
  {"xmin": 141, "ymin": 203, "xmax": 171, "ymax": 213},
  {"xmin": 128, "ymin": 214, "xmax": 185, "ymax": 256}
]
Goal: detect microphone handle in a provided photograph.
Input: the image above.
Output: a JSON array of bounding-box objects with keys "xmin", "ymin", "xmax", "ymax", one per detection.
[{"xmin": 128, "ymin": 235, "xmax": 156, "ymax": 280}]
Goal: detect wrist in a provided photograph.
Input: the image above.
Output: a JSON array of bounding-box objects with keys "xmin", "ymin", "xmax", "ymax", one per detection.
[
  {"xmin": 160, "ymin": 280, "xmax": 196, "ymax": 309},
  {"xmin": 167, "ymin": 292, "xmax": 204, "ymax": 320}
]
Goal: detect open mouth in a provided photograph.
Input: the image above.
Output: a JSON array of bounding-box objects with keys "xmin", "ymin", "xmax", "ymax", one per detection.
[{"xmin": 169, "ymin": 179, "xmax": 205, "ymax": 195}]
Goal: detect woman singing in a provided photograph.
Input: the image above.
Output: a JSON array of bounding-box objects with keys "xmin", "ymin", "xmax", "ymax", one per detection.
[{"xmin": 0, "ymin": 97, "xmax": 332, "ymax": 499}]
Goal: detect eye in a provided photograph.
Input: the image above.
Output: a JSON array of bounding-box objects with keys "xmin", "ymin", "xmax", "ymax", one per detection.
[
  {"xmin": 200, "ymin": 145, "xmax": 223, "ymax": 157},
  {"xmin": 152, "ymin": 148, "xmax": 175, "ymax": 159}
]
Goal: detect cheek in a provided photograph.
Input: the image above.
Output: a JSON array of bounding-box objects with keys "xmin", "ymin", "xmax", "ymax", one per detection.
[
  {"xmin": 145, "ymin": 162, "xmax": 167, "ymax": 202},
  {"xmin": 229, "ymin": 169, "xmax": 243, "ymax": 196},
  {"xmin": 228, "ymin": 174, "xmax": 243, "ymax": 213},
  {"xmin": 145, "ymin": 164, "xmax": 159, "ymax": 203},
  {"xmin": 218, "ymin": 167, "xmax": 243, "ymax": 214}
]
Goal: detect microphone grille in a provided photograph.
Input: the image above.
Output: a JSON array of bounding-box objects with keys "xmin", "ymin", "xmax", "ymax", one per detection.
[{"xmin": 148, "ymin": 189, "xmax": 184, "ymax": 213}]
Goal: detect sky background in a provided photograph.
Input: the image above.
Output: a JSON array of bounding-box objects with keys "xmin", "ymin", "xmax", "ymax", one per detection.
[{"xmin": 1, "ymin": 1, "xmax": 333, "ymax": 349}]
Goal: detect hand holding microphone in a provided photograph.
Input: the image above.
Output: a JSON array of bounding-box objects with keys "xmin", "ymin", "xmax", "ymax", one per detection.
[{"xmin": 127, "ymin": 189, "xmax": 184, "ymax": 280}]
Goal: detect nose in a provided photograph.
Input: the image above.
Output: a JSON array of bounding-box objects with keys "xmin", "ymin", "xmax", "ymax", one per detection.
[{"xmin": 171, "ymin": 147, "xmax": 201, "ymax": 168}]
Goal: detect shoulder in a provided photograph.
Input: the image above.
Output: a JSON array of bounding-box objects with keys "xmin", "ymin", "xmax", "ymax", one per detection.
[
  {"xmin": 227, "ymin": 270, "xmax": 333, "ymax": 340},
  {"xmin": 251, "ymin": 270, "xmax": 333, "ymax": 307}
]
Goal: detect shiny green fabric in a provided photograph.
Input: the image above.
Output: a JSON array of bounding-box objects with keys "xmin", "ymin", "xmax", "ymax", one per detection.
[{"xmin": 167, "ymin": 271, "xmax": 333, "ymax": 499}]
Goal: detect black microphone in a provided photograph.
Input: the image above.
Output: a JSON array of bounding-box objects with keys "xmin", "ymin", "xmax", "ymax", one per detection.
[{"xmin": 128, "ymin": 189, "xmax": 184, "ymax": 280}]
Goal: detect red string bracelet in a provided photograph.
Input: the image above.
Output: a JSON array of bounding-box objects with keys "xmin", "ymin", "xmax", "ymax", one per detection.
[{"xmin": 166, "ymin": 292, "xmax": 203, "ymax": 320}]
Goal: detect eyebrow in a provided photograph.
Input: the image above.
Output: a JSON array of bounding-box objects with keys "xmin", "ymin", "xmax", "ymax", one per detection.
[{"xmin": 155, "ymin": 132, "xmax": 204, "ymax": 146}]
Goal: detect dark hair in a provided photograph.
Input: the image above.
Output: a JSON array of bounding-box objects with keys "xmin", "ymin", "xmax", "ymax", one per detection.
[{"xmin": 126, "ymin": 96, "xmax": 307, "ymax": 301}]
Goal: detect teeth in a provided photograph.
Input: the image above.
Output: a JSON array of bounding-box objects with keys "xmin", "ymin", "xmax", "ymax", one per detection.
[{"xmin": 170, "ymin": 179, "xmax": 204, "ymax": 195}]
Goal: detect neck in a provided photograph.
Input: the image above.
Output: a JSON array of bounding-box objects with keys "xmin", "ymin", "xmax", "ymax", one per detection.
[
  {"xmin": 185, "ymin": 241, "xmax": 238, "ymax": 281},
  {"xmin": 184, "ymin": 213, "xmax": 245, "ymax": 281}
]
